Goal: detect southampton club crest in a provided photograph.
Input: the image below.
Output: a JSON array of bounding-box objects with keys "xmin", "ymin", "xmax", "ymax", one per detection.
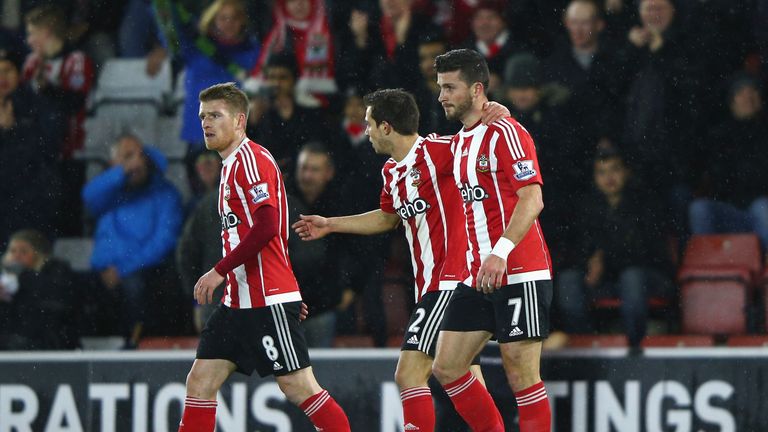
[
  {"xmin": 224, "ymin": 184, "xmax": 231, "ymax": 200},
  {"xmin": 477, "ymin": 154, "xmax": 490, "ymax": 173},
  {"xmin": 410, "ymin": 167, "xmax": 422, "ymax": 187}
]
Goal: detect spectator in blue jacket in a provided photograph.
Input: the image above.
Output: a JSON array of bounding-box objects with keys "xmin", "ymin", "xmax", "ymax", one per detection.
[
  {"xmin": 153, "ymin": 0, "xmax": 260, "ymax": 192},
  {"xmin": 82, "ymin": 133, "xmax": 183, "ymax": 347}
]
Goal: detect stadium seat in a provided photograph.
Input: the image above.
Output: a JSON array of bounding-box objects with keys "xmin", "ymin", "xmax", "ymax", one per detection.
[
  {"xmin": 382, "ymin": 281, "xmax": 410, "ymax": 337},
  {"xmin": 333, "ymin": 335, "xmax": 375, "ymax": 348},
  {"xmin": 726, "ymin": 335, "xmax": 768, "ymax": 347},
  {"xmin": 80, "ymin": 336, "xmax": 125, "ymax": 350},
  {"xmin": 386, "ymin": 335, "xmax": 404, "ymax": 348},
  {"xmin": 92, "ymin": 58, "xmax": 172, "ymax": 107},
  {"xmin": 154, "ymin": 115, "xmax": 186, "ymax": 159},
  {"xmin": 681, "ymin": 280, "xmax": 748, "ymax": 335},
  {"xmin": 83, "ymin": 105, "xmax": 162, "ymax": 164},
  {"xmin": 593, "ymin": 296, "xmax": 671, "ymax": 309},
  {"xmin": 640, "ymin": 335, "xmax": 714, "ymax": 347},
  {"xmin": 138, "ymin": 336, "xmax": 199, "ymax": 350},
  {"xmin": 166, "ymin": 161, "xmax": 191, "ymax": 203},
  {"xmin": 763, "ymin": 269, "xmax": 768, "ymax": 332},
  {"xmin": 678, "ymin": 234, "xmax": 762, "ymax": 284},
  {"xmin": 53, "ymin": 237, "xmax": 94, "ymax": 271},
  {"xmin": 565, "ymin": 334, "xmax": 628, "ymax": 348}
]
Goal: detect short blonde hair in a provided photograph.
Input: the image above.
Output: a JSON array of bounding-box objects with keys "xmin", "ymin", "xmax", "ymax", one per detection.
[
  {"xmin": 199, "ymin": 82, "xmax": 250, "ymax": 119},
  {"xmin": 25, "ymin": 5, "xmax": 67, "ymax": 40},
  {"xmin": 198, "ymin": 0, "xmax": 248, "ymax": 35}
]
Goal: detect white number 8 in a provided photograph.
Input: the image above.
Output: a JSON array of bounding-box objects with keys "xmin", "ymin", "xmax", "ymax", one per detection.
[{"xmin": 262, "ymin": 336, "xmax": 279, "ymax": 361}]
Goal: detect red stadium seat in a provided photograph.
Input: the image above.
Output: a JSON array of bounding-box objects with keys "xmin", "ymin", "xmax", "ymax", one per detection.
[
  {"xmin": 681, "ymin": 280, "xmax": 748, "ymax": 335},
  {"xmin": 726, "ymin": 335, "xmax": 768, "ymax": 347},
  {"xmin": 138, "ymin": 337, "xmax": 199, "ymax": 350},
  {"xmin": 678, "ymin": 234, "xmax": 762, "ymax": 284},
  {"xmin": 641, "ymin": 335, "xmax": 714, "ymax": 347},
  {"xmin": 764, "ymin": 269, "xmax": 768, "ymax": 332},
  {"xmin": 565, "ymin": 334, "xmax": 628, "ymax": 348},
  {"xmin": 382, "ymin": 281, "xmax": 410, "ymax": 337},
  {"xmin": 387, "ymin": 335, "xmax": 404, "ymax": 348},
  {"xmin": 593, "ymin": 297, "xmax": 671, "ymax": 309},
  {"xmin": 333, "ymin": 335, "xmax": 375, "ymax": 348}
]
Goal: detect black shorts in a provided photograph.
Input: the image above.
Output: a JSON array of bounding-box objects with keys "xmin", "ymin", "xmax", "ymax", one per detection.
[
  {"xmin": 401, "ymin": 290, "xmax": 454, "ymax": 357},
  {"xmin": 197, "ymin": 302, "xmax": 311, "ymax": 377},
  {"xmin": 440, "ymin": 280, "xmax": 552, "ymax": 343}
]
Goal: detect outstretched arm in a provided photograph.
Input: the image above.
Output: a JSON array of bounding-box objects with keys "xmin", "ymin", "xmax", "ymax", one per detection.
[{"xmin": 292, "ymin": 209, "xmax": 400, "ymax": 240}]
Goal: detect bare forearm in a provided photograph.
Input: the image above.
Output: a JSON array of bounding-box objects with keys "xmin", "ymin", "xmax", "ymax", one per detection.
[
  {"xmin": 500, "ymin": 188, "xmax": 543, "ymax": 245},
  {"xmin": 328, "ymin": 209, "xmax": 399, "ymax": 235}
]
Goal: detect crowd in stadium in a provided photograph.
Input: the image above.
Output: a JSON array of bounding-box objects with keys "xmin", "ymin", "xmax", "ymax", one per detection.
[{"xmin": 0, "ymin": 0, "xmax": 766, "ymax": 351}]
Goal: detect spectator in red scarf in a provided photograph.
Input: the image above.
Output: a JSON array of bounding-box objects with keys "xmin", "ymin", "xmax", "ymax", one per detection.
[
  {"xmin": 248, "ymin": 0, "xmax": 337, "ymax": 107},
  {"xmin": 336, "ymin": 0, "xmax": 442, "ymax": 94},
  {"xmin": 461, "ymin": 0, "xmax": 529, "ymax": 96},
  {"xmin": 412, "ymin": 0, "xmax": 479, "ymax": 46}
]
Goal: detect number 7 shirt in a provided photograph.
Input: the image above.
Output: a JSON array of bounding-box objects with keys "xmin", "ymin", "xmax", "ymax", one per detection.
[{"xmin": 451, "ymin": 118, "xmax": 553, "ymax": 287}]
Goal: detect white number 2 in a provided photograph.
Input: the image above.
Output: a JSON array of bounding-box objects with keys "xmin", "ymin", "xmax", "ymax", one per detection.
[
  {"xmin": 508, "ymin": 297, "xmax": 522, "ymax": 326},
  {"xmin": 408, "ymin": 308, "xmax": 426, "ymax": 333},
  {"xmin": 262, "ymin": 336, "xmax": 279, "ymax": 361}
]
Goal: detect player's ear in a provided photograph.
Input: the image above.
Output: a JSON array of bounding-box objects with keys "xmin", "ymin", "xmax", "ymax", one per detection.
[{"xmin": 473, "ymin": 82, "xmax": 483, "ymax": 98}]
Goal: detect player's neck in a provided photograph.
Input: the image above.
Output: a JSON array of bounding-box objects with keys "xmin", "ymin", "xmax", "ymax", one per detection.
[
  {"xmin": 218, "ymin": 133, "xmax": 247, "ymax": 160},
  {"xmin": 606, "ymin": 192, "xmax": 623, "ymax": 208},
  {"xmin": 461, "ymin": 96, "xmax": 489, "ymax": 128},
  {"xmin": 390, "ymin": 134, "xmax": 420, "ymax": 162}
]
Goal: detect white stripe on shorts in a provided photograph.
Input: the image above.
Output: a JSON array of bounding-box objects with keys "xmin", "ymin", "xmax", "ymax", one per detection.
[
  {"xmin": 270, "ymin": 304, "xmax": 299, "ymax": 370},
  {"xmin": 418, "ymin": 291, "xmax": 452, "ymax": 353}
]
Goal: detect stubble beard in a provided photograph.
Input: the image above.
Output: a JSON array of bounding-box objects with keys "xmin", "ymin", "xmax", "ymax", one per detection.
[{"xmin": 445, "ymin": 95, "xmax": 473, "ymax": 122}]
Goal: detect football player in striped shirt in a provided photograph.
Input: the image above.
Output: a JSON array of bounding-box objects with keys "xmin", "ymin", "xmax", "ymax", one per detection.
[
  {"xmin": 177, "ymin": 82, "xmax": 350, "ymax": 432},
  {"xmin": 431, "ymin": 48, "xmax": 554, "ymax": 432},
  {"xmin": 293, "ymin": 88, "xmax": 508, "ymax": 431}
]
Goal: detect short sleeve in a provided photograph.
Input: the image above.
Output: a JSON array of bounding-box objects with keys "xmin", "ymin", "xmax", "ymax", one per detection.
[
  {"xmin": 234, "ymin": 156, "xmax": 279, "ymax": 214},
  {"xmin": 379, "ymin": 167, "xmax": 395, "ymax": 214},
  {"xmin": 424, "ymin": 137, "xmax": 455, "ymax": 176},
  {"xmin": 493, "ymin": 121, "xmax": 544, "ymax": 191}
]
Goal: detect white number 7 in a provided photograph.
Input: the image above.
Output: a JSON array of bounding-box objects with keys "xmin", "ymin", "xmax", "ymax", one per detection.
[{"xmin": 508, "ymin": 297, "xmax": 522, "ymax": 326}]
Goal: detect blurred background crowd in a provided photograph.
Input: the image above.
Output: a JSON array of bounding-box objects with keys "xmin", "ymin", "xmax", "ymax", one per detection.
[{"xmin": 0, "ymin": 0, "xmax": 766, "ymax": 351}]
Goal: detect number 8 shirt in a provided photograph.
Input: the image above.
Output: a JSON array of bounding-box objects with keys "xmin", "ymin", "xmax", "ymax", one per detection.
[{"xmin": 218, "ymin": 138, "xmax": 301, "ymax": 308}]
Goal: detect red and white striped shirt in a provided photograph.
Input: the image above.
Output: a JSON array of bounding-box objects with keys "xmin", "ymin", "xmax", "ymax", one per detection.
[
  {"xmin": 451, "ymin": 118, "xmax": 552, "ymax": 287},
  {"xmin": 22, "ymin": 49, "xmax": 93, "ymax": 159},
  {"xmin": 218, "ymin": 138, "xmax": 301, "ymax": 308},
  {"xmin": 380, "ymin": 135, "xmax": 468, "ymax": 302}
]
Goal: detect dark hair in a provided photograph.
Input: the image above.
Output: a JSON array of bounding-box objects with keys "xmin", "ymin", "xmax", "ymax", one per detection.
[
  {"xmin": 299, "ymin": 141, "xmax": 334, "ymax": 168},
  {"xmin": 25, "ymin": 5, "xmax": 67, "ymax": 40},
  {"xmin": 10, "ymin": 229, "xmax": 51, "ymax": 256},
  {"xmin": 363, "ymin": 89, "xmax": 419, "ymax": 135},
  {"xmin": 0, "ymin": 47, "xmax": 23, "ymax": 71},
  {"xmin": 199, "ymin": 82, "xmax": 250, "ymax": 119},
  {"xmin": 594, "ymin": 147, "xmax": 625, "ymax": 164},
  {"xmin": 434, "ymin": 48, "xmax": 490, "ymax": 92},
  {"xmin": 263, "ymin": 52, "xmax": 299, "ymax": 80},
  {"xmin": 727, "ymin": 71, "xmax": 762, "ymax": 102}
]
